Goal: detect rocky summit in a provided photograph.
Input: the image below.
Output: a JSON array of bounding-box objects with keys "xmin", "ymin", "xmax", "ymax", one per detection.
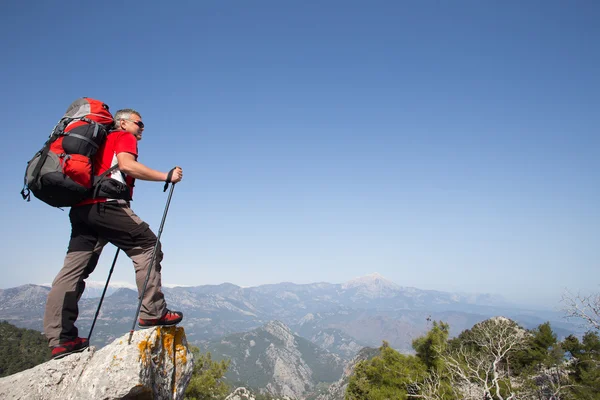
[{"xmin": 0, "ymin": 326, "xmax": 194, "ymax": 400}]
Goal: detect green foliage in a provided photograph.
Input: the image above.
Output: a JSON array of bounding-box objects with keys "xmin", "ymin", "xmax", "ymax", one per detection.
[
  {"xmin": 412, "ymin": 321, "xmax": 449, "ymax": 372},
  {"xmin": 512, "ymin": 321, "xmax": 559, "ymax": 374},
  {"xmin": 562, "ymin": 331, "xmax": 600, "ymax": 399},
  {"xmin": 0, "ymin": 320, "xmax": 51, "ymax": 377},
  {"xmin": 345, "ymin": 341, "xmax": 426, "ymax": 400},
  {"xmin": 344, "ymin": 318, "xmax": 600, "ymax": 399},
  {"xmin": 185, "ymin": 347, "xmax": 231, "ymax": 400},
  {"xmin": 531, "ymin": 322, "xmax": 558, "ymax": 364}
]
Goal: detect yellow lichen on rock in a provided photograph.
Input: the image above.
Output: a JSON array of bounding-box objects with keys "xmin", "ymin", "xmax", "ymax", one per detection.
[
  {"xmin": 172, "ymin": 327, "xmax": 190, "ymax": 395},
  {"xmin": 137, "ymin": 325, "xmax": 189, "ymax": 394},
  {"xmin": 138, "ymin": 339, "xmax": 150, "ymax": 364},
  {"xmin": 138, "ymin": 330, "xmax": 159, "ymax": 365},
  {"xmin": 161, "ymin": 327, "xmax": 175, "ymax": 359},
  {"xmin": 174, "ymin": 327, "xmax": 187, "ymax": 365}
]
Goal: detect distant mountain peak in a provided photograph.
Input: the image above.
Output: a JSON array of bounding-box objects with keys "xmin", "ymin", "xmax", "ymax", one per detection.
[
  {"xmin": 340, "ymin": 273, "xmax": 402, "ymax": 299},
  {"xmin": 341, "ymin": 273, "xmax": 401, "ymax": 297}
]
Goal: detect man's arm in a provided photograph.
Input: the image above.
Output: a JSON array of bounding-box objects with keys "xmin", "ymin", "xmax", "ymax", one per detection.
[{"xmin": 116, "ymin": 152, "xmax": 170, "ymax": 182}]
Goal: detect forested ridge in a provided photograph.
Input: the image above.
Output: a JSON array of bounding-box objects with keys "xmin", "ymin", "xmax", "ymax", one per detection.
[
  {"xmin": 346, "ymin": 318, "xmax": 600, "ymax": 399},
  {"xmin": 0, "ymin": 320, "xmax": 51, "ymax": 377}
]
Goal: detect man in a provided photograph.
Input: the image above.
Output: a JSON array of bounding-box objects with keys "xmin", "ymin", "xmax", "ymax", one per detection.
[{"xmin": 43, "ymin": 108, "xmax": 183, "ymax": 359}]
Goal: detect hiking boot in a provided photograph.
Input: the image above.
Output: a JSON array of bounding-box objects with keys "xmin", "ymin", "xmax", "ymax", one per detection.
[
  {"xmin": 51, "ymin": 337, "xmax": 89, "ymax": 359},
  {"xmin": 138, "ymin": 309, "xmax": 183, "ymax": 328}
]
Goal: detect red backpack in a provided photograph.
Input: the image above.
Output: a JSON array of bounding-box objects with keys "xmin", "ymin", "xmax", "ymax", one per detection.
[{"xmin": 21, "ymin": 98, "xmax": 115, "ymax": 207}]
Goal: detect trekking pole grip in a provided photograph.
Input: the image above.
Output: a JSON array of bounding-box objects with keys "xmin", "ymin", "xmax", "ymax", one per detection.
[{"xmin": 163, "ymin": 167, "xmax": 179, "ymax": 192}]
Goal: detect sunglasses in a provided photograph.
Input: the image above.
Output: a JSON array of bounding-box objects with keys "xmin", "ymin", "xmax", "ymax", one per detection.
[{"xmin": 125, "ymin": 119, "xmax": 145, "ymax": 129}]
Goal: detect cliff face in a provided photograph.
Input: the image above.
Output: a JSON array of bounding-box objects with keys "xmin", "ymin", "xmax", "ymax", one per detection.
[
  {"xmin": 0, "ymin": 326, "xmax": 194, "ymax": 400},
  {"xmin": 204, "ymin": 320, "xmax": 344, "ymax": 399}
]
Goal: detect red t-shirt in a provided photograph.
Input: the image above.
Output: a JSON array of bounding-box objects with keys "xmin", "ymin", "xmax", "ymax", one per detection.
[{"xmin": 77, "ymin": 131, "xmax": 138, "ymax": 206}]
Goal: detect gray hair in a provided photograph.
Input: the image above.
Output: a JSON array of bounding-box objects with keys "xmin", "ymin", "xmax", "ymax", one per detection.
[{"xmin": 114, "ymin": 109, "xmax": 142, "ymax": 128}]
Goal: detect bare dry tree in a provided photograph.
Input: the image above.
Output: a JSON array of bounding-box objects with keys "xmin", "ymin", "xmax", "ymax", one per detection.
[
  {"xmin": 407, "ymin": 368, "xmax": 462, "ymax": 400},
  {"xmin": 537, "ymin": 365, "xmax": 577, "ymax": 400},
  {"xmin": 409, "ymin": 317, "xmax": 582, "ymax": 399},
  {"xmin": 562, "ymin": 290, "xmax": 600, "ymax": 332},
  {"xmin": 515, "ymin": 363, "xmax": 578, "ymax": 400},
  {"xmin": 442, "ymin": 317, "xmax": 528, "ymax": 400}
]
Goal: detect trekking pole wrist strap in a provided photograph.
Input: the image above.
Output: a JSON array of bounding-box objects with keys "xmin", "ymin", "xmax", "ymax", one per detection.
[{"xmin": 164, "ymin": 167, "xmax": 176, "ymax": 192}]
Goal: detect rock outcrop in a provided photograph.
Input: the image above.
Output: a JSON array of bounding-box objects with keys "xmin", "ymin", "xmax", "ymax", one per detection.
[
  {"xmin": 0, "ymin": 326, "xmax": 194, "ymax": 400},
  {"xmin": 224, "ymin": 387, "xmax": 292, "ymax": 400},
  {"xmin": 225, "ymin": 387, "xmax": 256, "ymax": 400}
]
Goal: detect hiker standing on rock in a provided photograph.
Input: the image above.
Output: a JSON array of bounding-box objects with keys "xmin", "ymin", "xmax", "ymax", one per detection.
[{"xmin": 43, "ymin": 108, "xmax": 184, "ymax": 359}]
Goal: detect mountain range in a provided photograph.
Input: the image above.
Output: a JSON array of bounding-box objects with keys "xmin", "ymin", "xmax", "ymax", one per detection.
[
  {"xmin": 0, "ymin": 273, "xmax": 578, "ymax": 350},
  {"xmin": 0, "ymin": 273, "xmax": 581, "ymax": 398}
]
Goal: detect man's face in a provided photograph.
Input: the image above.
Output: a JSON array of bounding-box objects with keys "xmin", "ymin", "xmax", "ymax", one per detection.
[{"xmin": 120, "ymin": 114, "xmax": 144, "ymax": 141}]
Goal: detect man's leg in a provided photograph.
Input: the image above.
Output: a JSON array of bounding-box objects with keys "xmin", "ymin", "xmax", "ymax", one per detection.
[
  {"xmin": 88, "ymin": 202, "xmax": 167, "ymax": 320},
  {"xmin": 125, "ymin": 230, "xmax": 166, "ymax": 320},
  {"xmin": 43, "ymin": 208, "xmax": 104, "ymax": 347}
]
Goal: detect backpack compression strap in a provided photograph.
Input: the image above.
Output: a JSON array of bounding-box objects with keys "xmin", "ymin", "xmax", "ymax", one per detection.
[
  {"xmin": 91, "ymin": 164, "xmax": 120, "ymax": 199},
  {"xmin": 64, "ymin": 119, "xmax": 105, "ymax": 152}
]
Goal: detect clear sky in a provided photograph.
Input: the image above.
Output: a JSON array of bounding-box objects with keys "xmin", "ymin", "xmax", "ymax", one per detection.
[{"xmin": 1, "ymin": 1, "xmax": 598, "ymax": 309}]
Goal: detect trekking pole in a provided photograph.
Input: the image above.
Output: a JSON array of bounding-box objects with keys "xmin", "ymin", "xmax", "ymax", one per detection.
[
  {"xmin": 128, "ymin": 183, "xmax": 176, "ymax": 344},
  {"xmin": 88, "ymin": 248, "xmax": 120, "ymax": 342}
]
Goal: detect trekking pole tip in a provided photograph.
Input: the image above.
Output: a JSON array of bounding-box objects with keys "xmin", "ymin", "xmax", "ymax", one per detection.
[{"xmin": 127, "ymin": 330, "xmax": 134, "ymax": 344}]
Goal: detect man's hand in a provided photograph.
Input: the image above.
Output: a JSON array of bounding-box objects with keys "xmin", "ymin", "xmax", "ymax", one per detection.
[
  {"xmin": 163, "ymin": 167, "xmax": 182, "ymax": 192},
  {"xmin": 169, "ymin": 167, "xmax": 183, "ymax": 183}
]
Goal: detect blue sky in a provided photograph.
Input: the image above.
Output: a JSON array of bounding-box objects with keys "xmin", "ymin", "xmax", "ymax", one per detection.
[{"xmin": 1, "ymin": 1, "xmax": 598, "ymax": 308}]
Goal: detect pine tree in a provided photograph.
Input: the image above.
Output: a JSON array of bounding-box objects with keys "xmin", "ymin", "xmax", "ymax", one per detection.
[
  {"xmin": 346, "ymin": 341, "xmax": 426, "ymax": 400},
  {"xmin": 562, "ymin": 332, "xmax": 600, "ymax": 399},
  {"xmin": 412, "ymin": 321, "xmax": 449, "ymax": 372},
  {"xmin": 184, "ymin": 347, "xmax": 231, "ymax": 400}
]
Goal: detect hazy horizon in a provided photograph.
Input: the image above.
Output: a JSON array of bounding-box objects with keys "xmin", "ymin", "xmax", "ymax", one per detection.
[{"xmin": 3, "ymin": 271, "xmax": 577, "ymax": 311}]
